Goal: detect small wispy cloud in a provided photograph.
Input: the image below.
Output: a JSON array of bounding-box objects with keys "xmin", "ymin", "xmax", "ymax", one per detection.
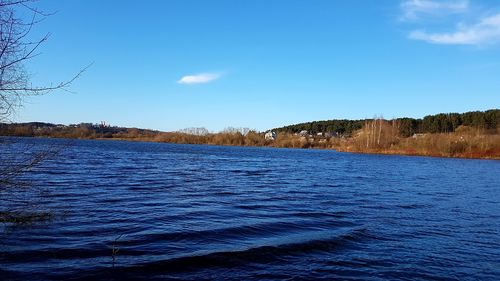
[
  {"xmin": 400, "ymin": 0, "xmax": 468, "ymax": 20},
  {"xmin": 409, "ymin": 13, "xmax": 500, "ymax": 45},
  {"xmin": 177, "ymin": 72, "xmax": 221, "ymax": 85}
]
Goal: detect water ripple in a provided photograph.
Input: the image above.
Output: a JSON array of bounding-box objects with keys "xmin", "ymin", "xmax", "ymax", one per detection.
[{"xmin": 1, "ymin": 137, "xmax": 499, "ymax": 280}]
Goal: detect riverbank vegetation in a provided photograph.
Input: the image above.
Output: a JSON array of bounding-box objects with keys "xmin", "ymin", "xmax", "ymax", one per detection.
[
  {"xmin": 334, "ymin": 120, "xmax": 500, "ymax": 159},
  {"xmin": 1, "ymin": 109, "xmax": 499, "ymax": 159}
]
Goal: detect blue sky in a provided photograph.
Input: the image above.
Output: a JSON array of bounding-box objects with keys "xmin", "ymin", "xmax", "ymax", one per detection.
[{"xmin": 17, "ymin": 0, "xmax": 500, "ymax": 132}]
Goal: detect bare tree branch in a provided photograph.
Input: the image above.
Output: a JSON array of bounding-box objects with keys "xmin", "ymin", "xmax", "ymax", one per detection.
[
  {"xmin": 0, "ymin": 0, "xmax": 88, "ymax": 122},
  {"xmin": 0, "ymin": 0, "xmax": 85, "ymax": 223}
]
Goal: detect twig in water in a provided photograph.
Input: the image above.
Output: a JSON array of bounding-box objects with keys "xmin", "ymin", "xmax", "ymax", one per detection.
[{"xmin": 111, "ymin": 234, "xmax": 124, "ymax": 267}]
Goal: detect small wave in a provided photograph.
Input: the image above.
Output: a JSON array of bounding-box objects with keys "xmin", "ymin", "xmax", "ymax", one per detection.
[
  {"xmin": 67, "ymin": 228, "xmax": 369, "ymax": 280},
  {"xmin": 311, "ymin": 183, "xmax": 343, "ymax": 188},
  {"xmin": 396, "ymin": 203, "xmax": 432, "ymax": 209},
  {"xmin": 119, "ymin": 219, "xmax": 356, "ymax": 247},
  {"xmin": 286, "ymin": 211, "xmax": 349, "ymax": 219},
  {"xmin": 229, "ymin": 169, "xmax": 273, "ymax": 176},
  {"xmin": 0, "ymin": 245, "xmax": 149, "ymax": 263}
]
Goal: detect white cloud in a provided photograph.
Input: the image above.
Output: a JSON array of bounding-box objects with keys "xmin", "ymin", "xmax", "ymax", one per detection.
[
  {"xmin": 409, "ymin": 13, "xmax": 500, "ymax": 45},
  {"xmin": 400, "ymin": 0, "xmax": 468, "ymax": 20},
  {"xmin": 177, "ymin": 73, "xmax": 221, "ymax": 84}
]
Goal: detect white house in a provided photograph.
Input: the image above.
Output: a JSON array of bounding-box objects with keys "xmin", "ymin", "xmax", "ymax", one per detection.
[{"xmin": 265, "ymin": 131, "xmax": 276, "ymax": 140}]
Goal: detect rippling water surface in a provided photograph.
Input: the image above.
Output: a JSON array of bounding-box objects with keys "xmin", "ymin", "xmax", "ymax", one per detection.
[{"xmin": 1, "ymin": 137, "xmax": 499, "ymax": 280}]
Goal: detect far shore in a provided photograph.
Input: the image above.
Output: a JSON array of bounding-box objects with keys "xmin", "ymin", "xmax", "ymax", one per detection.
[
  {"xmin": 2, "ymin": 109, "xmax": 499, "ymax": 160},
  {"xmin": 4, "ymin": 134, "xmax": 499, "ymax": 161}
]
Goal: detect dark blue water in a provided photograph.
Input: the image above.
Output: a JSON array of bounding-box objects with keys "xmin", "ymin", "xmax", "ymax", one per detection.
[{"xmin": 1, "ymin": 137, "xmax": 499, "ymax": 280}]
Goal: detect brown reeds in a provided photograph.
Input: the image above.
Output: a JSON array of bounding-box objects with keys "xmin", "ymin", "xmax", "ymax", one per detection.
[{"xmin": 1, "ymin": 122, "xmax": 499, "ymax": 159}]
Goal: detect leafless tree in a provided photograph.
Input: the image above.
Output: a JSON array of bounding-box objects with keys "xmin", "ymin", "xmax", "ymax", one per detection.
[
  {"xmin": 178, "ymin": 127, "xmax": 210, "ymax": 136},
  {"xmin": 0, "ymin": 0, "xmax": 86, "ymax": 122},
  {"xmin": 0, "ymin": 0, "xmax": 85, "ymax": 224},
  {"xmin": 222, "ymin": 127, "xmax": 252, "ymax": 136}
]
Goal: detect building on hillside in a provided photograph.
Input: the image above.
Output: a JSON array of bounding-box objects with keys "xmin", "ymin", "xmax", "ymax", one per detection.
[
  {"xmin": 412, "ymin": 133, "xmax": 426, "ymax": 139},
  {"xmin": 100, "ymin": 121, "xmax": 110, "ymax": 128},
  {"xmin": 265, "ymin": 131, "xmax": 276, "ymax": 141}
]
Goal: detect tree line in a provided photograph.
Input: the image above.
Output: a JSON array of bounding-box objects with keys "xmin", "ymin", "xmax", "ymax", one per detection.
[
  {"xmin": 0, "ymin": 122, "xmax": 160, "ymax": 139},
  {"xmin": 273, "ymin": 109, "xmax": 499, "ymax": 137}
]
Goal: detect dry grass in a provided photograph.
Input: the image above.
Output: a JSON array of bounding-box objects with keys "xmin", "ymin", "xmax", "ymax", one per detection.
[
  {"xmin": 93, "ymin": 126, "xmax": 500, "ymax": 159},
  {"xmin": 335, "ymin": 122, "xmax": 500, "ymax": 159},
  {"xmin": 3, "ymin": 122, "xmax": 499, "ymax": 159}
]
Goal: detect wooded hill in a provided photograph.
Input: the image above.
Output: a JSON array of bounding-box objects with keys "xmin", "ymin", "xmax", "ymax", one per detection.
[{"xmin": 272, "ymin": 109, "xmax": 499, "ymax": 137}]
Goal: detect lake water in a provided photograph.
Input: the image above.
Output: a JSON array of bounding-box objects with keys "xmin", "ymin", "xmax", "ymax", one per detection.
[{"xmin": 1, "ymin": 137, "xmax": 499, "ymax": 280}]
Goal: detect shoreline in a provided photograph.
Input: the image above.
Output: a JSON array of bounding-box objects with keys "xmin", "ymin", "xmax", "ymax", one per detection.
[{"xmin": 3, "ymin": 135, "xmax": 499, "ymax": 161}]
